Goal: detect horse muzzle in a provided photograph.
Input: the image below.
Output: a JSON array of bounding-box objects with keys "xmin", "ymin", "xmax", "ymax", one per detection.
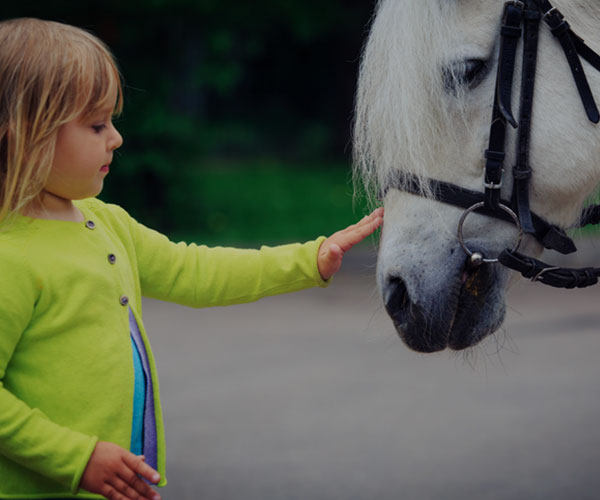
[{"xmin": 381, "ymin": 242, "xmax": 509, "ymax": 352}]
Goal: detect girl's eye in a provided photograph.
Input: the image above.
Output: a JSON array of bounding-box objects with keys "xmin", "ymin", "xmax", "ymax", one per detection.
[{"xmin": 92, "ymin": 124, "xmax": 106, "ymax": 133}]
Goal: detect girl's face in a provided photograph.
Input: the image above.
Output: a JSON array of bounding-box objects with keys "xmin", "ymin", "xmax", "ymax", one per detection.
[{"xmin": 45, "ymin": 101, "xmax": 123, "ymax": 201}]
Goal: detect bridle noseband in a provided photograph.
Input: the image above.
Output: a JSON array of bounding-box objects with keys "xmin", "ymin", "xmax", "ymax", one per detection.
[{"xmin": 384, "ymin": 0, "xmax": 600, "ymax": 289}]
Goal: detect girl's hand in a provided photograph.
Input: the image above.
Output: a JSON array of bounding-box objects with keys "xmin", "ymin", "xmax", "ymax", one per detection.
[
  {"xmin": 317, "ymin": 207, "xmax": 384, "ymax": 280},
  {"xmin": 80, "ymin": 441, "xmax": 161, "ymax": 500}
]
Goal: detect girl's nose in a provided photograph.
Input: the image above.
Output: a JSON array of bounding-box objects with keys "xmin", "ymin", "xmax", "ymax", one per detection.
[{"xmin": 109, "ymin": 123, "xmax": 123, "ymax": 151}]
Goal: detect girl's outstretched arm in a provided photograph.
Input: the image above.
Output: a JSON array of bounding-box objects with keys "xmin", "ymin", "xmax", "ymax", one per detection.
[{"xmin": 317, "ymin": 207, "xmax": 384, "ymax": 280}]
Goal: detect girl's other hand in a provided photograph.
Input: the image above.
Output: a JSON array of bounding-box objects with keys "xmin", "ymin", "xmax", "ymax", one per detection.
[
  {"xmin": 317, "ymin": 207, "xmax": 384, "ymax": 280},
  {"xmin": 79, "ymin": 441, "xmax": 161, "ymax": 500}
]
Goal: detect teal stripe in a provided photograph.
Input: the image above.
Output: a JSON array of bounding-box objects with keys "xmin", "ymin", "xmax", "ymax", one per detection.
[{"xmin": 130, "ymin": 335, "xmax": 146, "ymax": 455}]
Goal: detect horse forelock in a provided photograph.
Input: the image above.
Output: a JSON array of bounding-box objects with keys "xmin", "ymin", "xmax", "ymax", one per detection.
[{"xmin": 353, "ymin": 0, "xmax": 466, "ymax": 203}]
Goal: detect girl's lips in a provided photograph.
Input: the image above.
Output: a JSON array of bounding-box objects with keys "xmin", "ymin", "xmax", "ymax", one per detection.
[{"xmin": 100, "ymin": 165, "xmax": 109, "ymax": 172}]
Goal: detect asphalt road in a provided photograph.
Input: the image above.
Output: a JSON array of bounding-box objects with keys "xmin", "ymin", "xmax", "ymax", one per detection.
[{"xmin": 144, "ymin": 241, "xmax": 600, "ymax": 500}]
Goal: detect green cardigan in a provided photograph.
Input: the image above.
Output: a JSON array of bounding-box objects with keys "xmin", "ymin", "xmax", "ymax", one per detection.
[{"xmin": 0, "ymin": 198, "xmax": 327, "ymax": 498}]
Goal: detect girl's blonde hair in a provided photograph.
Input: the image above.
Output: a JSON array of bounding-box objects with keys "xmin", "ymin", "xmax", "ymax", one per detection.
[{"xmin": 0, "ymin": 18, "xmax": 123, "ymax": 222}]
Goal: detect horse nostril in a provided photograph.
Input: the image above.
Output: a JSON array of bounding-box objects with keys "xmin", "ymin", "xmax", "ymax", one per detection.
[
  {"xmin": 383, "ymin": 276, "xmax": 411, "ymax": 325},
  {"xmin": 383, "ymin": 275, "xmax": 448, "ymax": 353}
]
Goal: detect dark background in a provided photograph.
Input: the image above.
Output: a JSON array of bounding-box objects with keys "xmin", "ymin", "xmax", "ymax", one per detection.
[{"xmin": 1, "ymin": 1, "xmax": 376, "ymax": 243}]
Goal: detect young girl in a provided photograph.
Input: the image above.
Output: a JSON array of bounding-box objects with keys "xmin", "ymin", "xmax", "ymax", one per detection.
[{"xmin": 0, "ymin": 18, "xmax": 383, "ymax": 500}]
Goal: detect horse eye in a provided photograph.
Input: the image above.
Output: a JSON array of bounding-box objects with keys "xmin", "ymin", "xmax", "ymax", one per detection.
[
  {"xmin": 444, "ymin": 58, "xmax": 489, "ymax": 92},
  {"xmin": 463, "ymin": 59, "xmax": 488, "ymax": 87}
]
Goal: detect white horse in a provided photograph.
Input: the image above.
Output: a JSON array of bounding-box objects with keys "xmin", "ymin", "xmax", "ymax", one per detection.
[{"xmin": 354, "ymin": 0, "xmax": 600, "ymax": 352}]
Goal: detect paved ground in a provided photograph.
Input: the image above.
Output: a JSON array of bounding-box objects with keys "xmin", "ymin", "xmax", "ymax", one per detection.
[{"xmin": 144, "ymin": 241, "xmax": 600, "ymax": 500}]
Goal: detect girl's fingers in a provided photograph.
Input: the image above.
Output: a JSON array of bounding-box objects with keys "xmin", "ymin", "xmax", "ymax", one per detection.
[
  {"xmin": 353, "ymin": 208, "xmax": 383, "ymax": 227},
  {"xmin": 111, "ymin": 475, "xmax": 155, "ymax": 500},
  {"xmin": 358, "ymin": 210, "xmax": 383, "ymax": 229},
  {"xmin": 355, "ymin": 216, "xmax": 383, "ymax": 234},
  {"xmin": 120, "ymin": 454, "xmax": 161, "ymax": 500},
  {"xmin": 361, "ymin": 207, "xmax": 384, "ymax": 222},
  {"xmin": 100, "ymin": 484, "xmax": 127, "ymax": 500},
  {"xmin": 343, "ymin": 210, "xmax": 383, "ymax": 236},
  {"xmin": 118, "ymin": 472, "xmax": 159, "ymax": 500},
  {"xmin": 341, "ymin": 208, "xmax": 383, "ymax": 233},
  {"xmin": 337, "ymin": 217, "xmax": 383, "ymax": 250},
  {"xmin": 122, "ymin": 453, "xmax": 161, "ymax": 484}
]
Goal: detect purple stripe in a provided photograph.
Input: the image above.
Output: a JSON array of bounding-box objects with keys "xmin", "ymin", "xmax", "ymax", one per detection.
[{"xmin": 128, "ymin": 307, "xmax": 158, "ymax": 470}]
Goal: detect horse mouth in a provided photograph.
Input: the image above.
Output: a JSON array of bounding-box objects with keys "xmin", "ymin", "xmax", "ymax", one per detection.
[
  {"xmin": 384, "ymin": 258, "xmax": 505, "ymax": 352},
  {"xmin": 446, "ymin": 264, "xmax": 501, "ymax": 350}
]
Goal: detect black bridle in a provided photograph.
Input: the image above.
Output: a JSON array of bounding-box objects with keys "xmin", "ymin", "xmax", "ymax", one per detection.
[{"xmin": 384, "ymin": 0, "xmax": 600, "ymax": 289}]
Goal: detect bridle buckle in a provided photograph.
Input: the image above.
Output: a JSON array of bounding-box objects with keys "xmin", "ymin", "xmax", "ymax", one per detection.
[
  {"xmin": 542, "ymin": 7, "xmax": 558, "ymax": 21},
  {"xmin": 484, "ymin": 180, "xmax": 503, "ymax": 190}
]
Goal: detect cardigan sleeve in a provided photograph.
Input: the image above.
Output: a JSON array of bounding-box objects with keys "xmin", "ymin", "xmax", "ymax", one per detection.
[
  {"xmin": 124, "ymin": 211, "xmax": 329, "ymax": 307},
  {"xmin": 0, "ymin": 254, "xmax": 98, "ymax": 494}
]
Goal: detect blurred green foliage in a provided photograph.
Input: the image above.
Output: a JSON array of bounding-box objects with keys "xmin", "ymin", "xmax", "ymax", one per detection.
[
  {"xmin": 2, "ymin": 1, "xmax": 376, "ymax": 243},
  {"xmin": 161, "ymin": 161, "xmax": 365, "ymax": 246}
]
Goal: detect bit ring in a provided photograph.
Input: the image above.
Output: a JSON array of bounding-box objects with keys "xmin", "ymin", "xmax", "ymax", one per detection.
[{"xmin": 457, "ymin": 202, "xmax": 523, "ymax": 264}]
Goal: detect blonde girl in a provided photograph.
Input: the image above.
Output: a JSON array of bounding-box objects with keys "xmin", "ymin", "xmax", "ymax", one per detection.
[{"xmin": 0, "ymin": 17, "xmax": 383, "ymax": 500}]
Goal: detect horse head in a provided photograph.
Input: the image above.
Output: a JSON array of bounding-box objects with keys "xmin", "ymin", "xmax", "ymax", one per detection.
[{"xmin": 354, "ymin": 0, "xmax": 600, "ymax": 352}]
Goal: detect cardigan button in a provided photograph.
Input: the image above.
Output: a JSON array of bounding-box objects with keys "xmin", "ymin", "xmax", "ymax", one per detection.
[
  {"xmin": 108, "ymin": 253, "xmax": 117, "ymax": 264},
  {"xmin": 119, "ymin": 295, "xmax": 129, "ymax": 306},
  {"xmin": 85, "ymin": 220, "xmax": 96, "ymax": 230}
]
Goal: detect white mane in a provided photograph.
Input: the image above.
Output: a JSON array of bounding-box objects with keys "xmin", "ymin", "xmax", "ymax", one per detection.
[{"xmin": 353, "ymin": 0, "xmax": 467, "ymax": 201}]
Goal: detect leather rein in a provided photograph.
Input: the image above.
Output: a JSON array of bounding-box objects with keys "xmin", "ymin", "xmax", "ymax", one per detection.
[{"xmin": 383, "ymin": 0, "xmax": 600, "ymax": 289}]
